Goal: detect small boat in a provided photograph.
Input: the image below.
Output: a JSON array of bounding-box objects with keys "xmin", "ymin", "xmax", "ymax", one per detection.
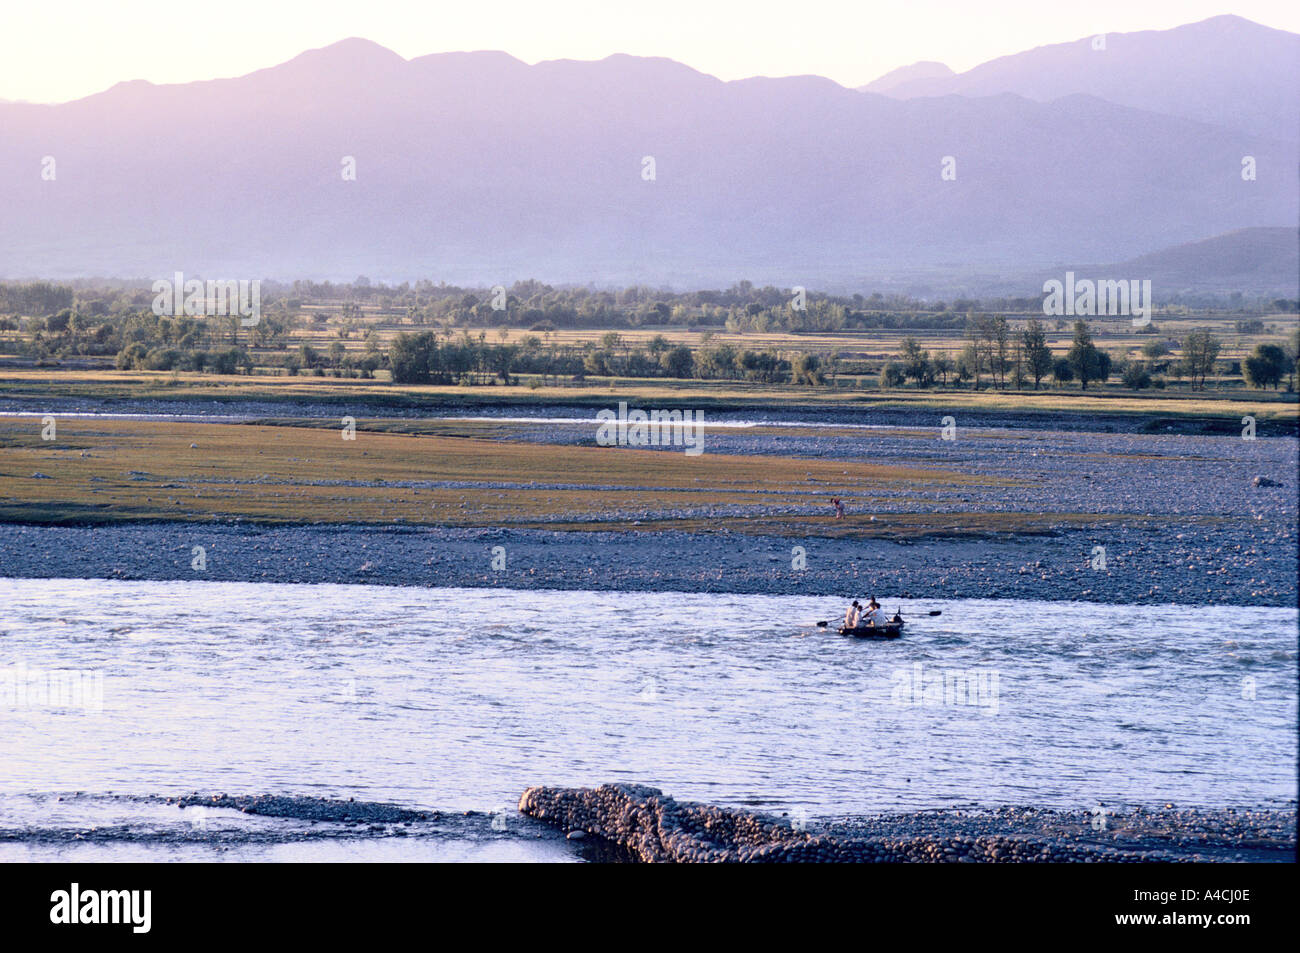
[{"xmin": 839, "ymin": 620, "xmax": 904, "ymax": 640}]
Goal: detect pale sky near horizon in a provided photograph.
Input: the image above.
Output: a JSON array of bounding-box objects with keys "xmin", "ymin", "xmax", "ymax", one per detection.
[{"xmin": 2, "ymin": 0, "xmax": 1298, "ymax": 103}]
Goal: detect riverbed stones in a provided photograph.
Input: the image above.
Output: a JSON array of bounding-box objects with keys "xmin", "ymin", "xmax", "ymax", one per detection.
[{"xmin": 517, "ymin": 784, "xmax": 1224, "ymax": 863}]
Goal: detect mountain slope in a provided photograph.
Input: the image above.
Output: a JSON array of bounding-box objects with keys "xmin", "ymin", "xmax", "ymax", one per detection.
[
  {"xmin": 874, "ymin": 15, "xmax": 1300, "ymax": 139},
  {"xmin": 859, "ymin": 61, "xmax": 954, "ymax": 94},
  {"xmin": 1098, "ymin": 227, "xmax": 1298, "ymax": 295},
  {"xmin": 0, "ymin": 31, "xmax": 1295, "ymax": 289}
]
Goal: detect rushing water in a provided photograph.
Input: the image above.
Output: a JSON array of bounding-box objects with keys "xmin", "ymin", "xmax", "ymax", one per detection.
[{"xmin": 1, "ymin": 578, "xmax": 1295, "ymax": 858}]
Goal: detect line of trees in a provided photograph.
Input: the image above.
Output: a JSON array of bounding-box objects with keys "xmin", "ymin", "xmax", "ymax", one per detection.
[
  {"xmin": 889, "ymin": 318, "xmax": 1060, "ymax": 390},
  {"xmin": 386, "ymin": 329, "xmax": 828, "ymax": 386},
  {"xmin": 3, "ymin": 279, "xmax": 1296, "ymax": 391},
  {"xmin": 0, "ymin": 282, "xmax": 73, "ymax": 315},
  {"xmin": 115, "ymin": 343, "xmax": 251, "ymax": 374},
  {"xmin": 10, "ymin": 278, "xmax": 1292, "ymax": 340},
  {"xmin": 885, "ymin": 321, "xmax": 1298, "ymax": 392}
]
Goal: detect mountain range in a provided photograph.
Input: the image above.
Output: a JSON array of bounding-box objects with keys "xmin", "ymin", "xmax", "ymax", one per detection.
[
  {"xmin": 859, "ymin": 15, "xmax": 1299, "ymax": 139},
  {"xmin": 1068, "ymin": 227, "xmax": 1298, "ymax": 297},
  {"xmin": 0, "ymin": 14, "xmax": 1295, "ymax": 294}
]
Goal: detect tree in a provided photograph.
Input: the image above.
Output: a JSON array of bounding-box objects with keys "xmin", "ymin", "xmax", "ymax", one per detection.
[
  {"xmin": 957, "ymin": 342, "xmax": 982, "ymax": 388},
  {"xmin": 696, "ymin": 344, "xmax": 739, "ymax": 380},
  {"xmin": 1009, "ymin": 337, "xmax": 1026, "ymax": 390},
  {"xmin": 971, "ymin": 316, "xmax": 996, "ymax": 388},
  {"xmin": 583, "ymin": 348, "xmax": 611, "ymax": 377},
  {"xmin": 1067, "ymin": 321, "xmax": 1106, "ymax": 390},
  {"xmin": 47, "ymin": 309, "xmax": 72, "ymax": 335},
  {"xmin": 491, "ymin": 343, "xmax": 518, "ymax": 384},
  {"xmin": 791, "ymin": 352, "xmax": 824, "ymax": 385},
  {"xmin": 992, "ymin": 316, "xmax": 1010, "ymax": 388},
  {"xmin": 1289, "ymin": 329, "xmax": 1300, "ymax": 391},
  {"xmin": 1052, "ymin": 357, "xmax": 1074, "ymax": 388},
  {"xmin": 1244, "ymin": 344, "xmax": 1287, "ymax": 390},
  {"xmin": 209, "ymin": 347, "xmax": 250, "ymax": 375},
  {"xmin": 1142, "ymin": 339, "xmax": 1170, "ymax": 360},
  {"xmin": 1122, "ymin": 360, "xmax": 1152, "ymax": 390},
  {"xmin": 880, "ymin": 362, "xmax": 905, "ymax": 388},
  {"xmin": 1181, "ymin": 330, "xmax": 1221, "ymax": 390},
  {"xmin": 660, "ymin": 346, "xmax": 694, "ymax": 379},
  {"xmin": 115, "ymin": 342, "xmax": 148, "ymax": 370},
  {"xmin": 1022, "ymin": 319, "xmax": 1052, "ymax": 389},
  {"xmin": 899, "ymin": 337, "xmax": 933, "ymax": 387},
  {"xmin": 739, "ymin": 349, "xmax": 783, "ymax": 383},
  {"xmin": 388, "ymin": 332, "xmax": 436, "ymax": 384}
]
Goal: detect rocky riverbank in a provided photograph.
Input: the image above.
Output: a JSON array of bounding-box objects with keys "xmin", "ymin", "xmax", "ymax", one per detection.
[
  {"xmin": 1, "ymin": 519, "xmax": 1294, "ymax": 605},
  {"xmin": 518, "ymin": 784, "xmax": 1297, "ymax": 863}
]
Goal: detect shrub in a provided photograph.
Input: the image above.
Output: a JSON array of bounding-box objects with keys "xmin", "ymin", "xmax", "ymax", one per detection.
[
  {"xmin": 207, "ymin": 348, "xmax": 247, "ymax": 375},
  {"xmin": 1122, "ymin": 361, "xmax": 1152, "ymax": 390},
  {"xmin": 791, "ymin": 352, "xmax": 824, "ymax": 386},
  {"xmin": 880, "ymin": 362, "xmax": 906, "ymax": 388},
  {"xmin": 659, "ymin": 346, "xmax": 695, "ymax": 379},
  {"xmin": 115, "ymin": 343, "xmax": 148, "ymax": 370},
  {"xmin": 143, "ymin": 347, "xmax": 184, "ymax": 370}
]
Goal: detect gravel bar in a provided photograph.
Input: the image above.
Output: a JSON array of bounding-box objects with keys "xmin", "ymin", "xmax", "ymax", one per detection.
[{"xmin": 518, "ymin": 783, "xmax": 1296, "ymax": 863}]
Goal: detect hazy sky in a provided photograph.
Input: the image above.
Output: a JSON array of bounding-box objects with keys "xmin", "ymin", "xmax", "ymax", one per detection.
[{"xmin": 3, "ymin": 0, "xmax": 1298, "ymax": 103}]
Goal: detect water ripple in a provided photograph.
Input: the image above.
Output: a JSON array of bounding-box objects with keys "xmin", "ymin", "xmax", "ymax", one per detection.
[{"xmin": 0, "ymin": 578, "xmax": 1295, "ymax": 817}]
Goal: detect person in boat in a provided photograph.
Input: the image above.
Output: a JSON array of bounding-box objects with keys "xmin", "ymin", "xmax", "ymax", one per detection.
[
  {"xmin": 844, "ymin": 600, "xmax": 862, "ymax": 628},
  {"xmin": 861, "ymin": 599, "xmax": 885, "ymax": 627}
]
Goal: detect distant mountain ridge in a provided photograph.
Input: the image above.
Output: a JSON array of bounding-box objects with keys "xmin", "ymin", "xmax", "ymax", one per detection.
[
  {"xmin": 859, "ymin": 61, "xmax": 954, "ymax": 94},
  {"xmin": 863, "ymin": 15, "xmax": 1300, "ymax": 139},
  {"xmin": 0, "ymin": 18, "xmax": 1296, "ymax": 291},
  {"xmin": 1086, "ymin": 227, "xmax": 1298, "ymax": 296}
]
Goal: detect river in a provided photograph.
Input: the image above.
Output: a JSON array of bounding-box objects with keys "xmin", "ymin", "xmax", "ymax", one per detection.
[{"xmin": 1, "ymin": 577, "xmax": 1295, "ymax": 859}]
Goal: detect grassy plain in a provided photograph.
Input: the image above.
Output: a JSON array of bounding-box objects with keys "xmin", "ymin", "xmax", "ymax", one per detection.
[{"xmin": 0, "ymin": 415, "xmax": 1148, "ymax": 540}]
